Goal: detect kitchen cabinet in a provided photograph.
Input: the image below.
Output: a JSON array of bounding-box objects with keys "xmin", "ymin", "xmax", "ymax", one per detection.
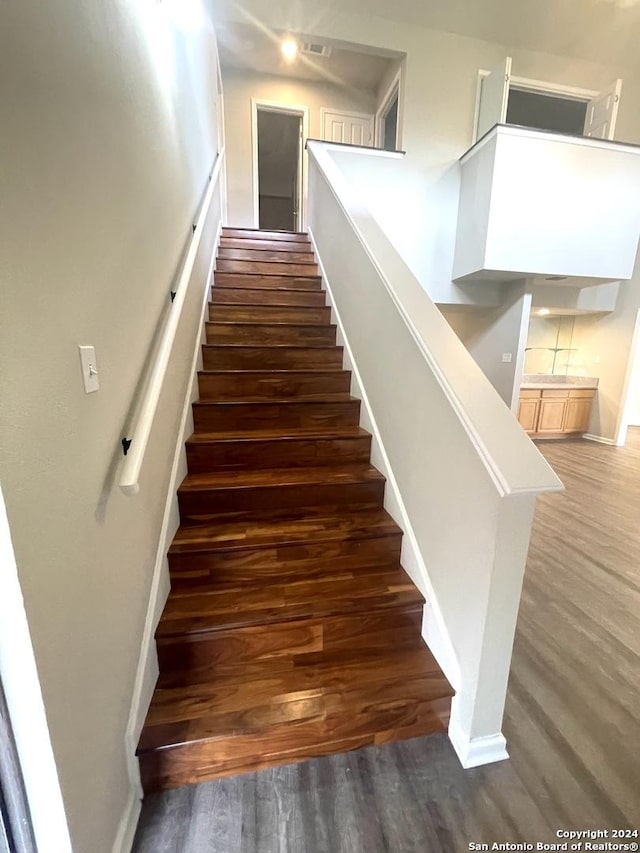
[{"xmin": 517, "ymin": 388, "xmax": 595, "ymax": 438}]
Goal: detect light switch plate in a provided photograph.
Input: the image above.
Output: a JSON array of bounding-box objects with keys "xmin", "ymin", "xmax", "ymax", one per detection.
[
  {"xmin": 501, "ymin": 353, "xmax": 513, "ymax": 363},
  {"xmin": 78, "ymin": 345, "xmax": 99, "ymax": 393}
]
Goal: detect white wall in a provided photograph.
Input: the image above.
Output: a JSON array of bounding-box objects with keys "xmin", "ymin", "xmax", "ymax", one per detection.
[
  {"xmin": 571, "ymin": 277, "xmax": 640, "ymax": 441},
  {"xmin": 222, "ymin": 69, "xmax": 377, "ymax": 226},
  {"xmin": 0, "ymin": 1, "xmax": 222, "ymax": 850},
  {"xmin": 440, "ymin": 285, "xmax": 531, "ymax": 409}
]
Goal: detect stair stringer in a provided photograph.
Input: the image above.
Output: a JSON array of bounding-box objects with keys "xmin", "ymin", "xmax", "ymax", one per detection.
[{"xmin": 308, "ymin": 227, "xmax": 461, "ymax": 695}]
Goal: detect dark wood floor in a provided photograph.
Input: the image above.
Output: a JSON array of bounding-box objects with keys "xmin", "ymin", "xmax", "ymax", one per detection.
[{"xmin": 133, "ymin": 431, "xmax": 640, "ymax": 851}]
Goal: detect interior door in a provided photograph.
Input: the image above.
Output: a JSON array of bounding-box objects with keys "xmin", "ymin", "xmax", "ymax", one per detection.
[
  {"xmin": 584, "ymin": 79, "xmax": 622, "ymax": 140},
  {"xmin": 476, "ymin": 57, "xmax": 512, "ymax": 141},
  {"xmin": 321, "ymin": 110, "xmax": 374, "ymax": 147}
]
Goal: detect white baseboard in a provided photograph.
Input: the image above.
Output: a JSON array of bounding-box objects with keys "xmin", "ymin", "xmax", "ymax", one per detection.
[
  {"xmin": 583, "ymin": 433, "xmax": 615, "ymax": 445},
  {"xmin": 122, "ymin": 218, "xmax": 223, "ymax": 811},
  {"xmin": 308, "ymin": 228, "xmax": 460, "ymax": 693},
  {"xmin": 112, "ymin": 788, "xmax": 141, "ymax": 853},
  {"xmin": 448, "ymin": 720, "xmax": 509, "ymax": 768}
]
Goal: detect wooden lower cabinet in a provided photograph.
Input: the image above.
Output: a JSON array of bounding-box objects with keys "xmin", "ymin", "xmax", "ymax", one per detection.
[
  {"xmin": 517, "ymin": 398, "xmax": 540, "ymax": 432},
  {"xmin": 563, "ymin": 398, "xmax": 593, "ymax": 433},
  {"xmin": 537, "ymin": 399, "xmax": 566, "ymax": 433},
  {"xmin": 517, "ymin": 388, "xmax": 595, "ymax": 438}
]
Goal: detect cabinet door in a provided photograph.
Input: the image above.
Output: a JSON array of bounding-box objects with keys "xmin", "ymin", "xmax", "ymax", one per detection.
[
  {"xmin": 518, "ymin": 399, "xmax": 540, "ymax": 433},
  {"xmin": 538, "ymin": 399, "xmax": 567, "ymax": 432},
  {"xmin": 563, "ymin": 398, "xmax": 592, "ymax": 432}
]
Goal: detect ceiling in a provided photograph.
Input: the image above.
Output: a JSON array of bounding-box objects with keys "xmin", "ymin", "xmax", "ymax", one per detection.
[
  {"xmin": 216, "ymin": 21, "xmax": 398, "ymax": 93},
  {"xmin": 211, "ymin": 0, "xmax": 640, "ymax": 72}
]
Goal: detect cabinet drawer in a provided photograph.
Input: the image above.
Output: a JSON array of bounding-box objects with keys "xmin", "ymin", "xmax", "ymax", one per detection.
[
  {"xmin": 541, "ymin": 389, "xmax": 570, "ymax": 398},
  {"xmin": 569, "ymin": 389, "xmax": 595, "ymax": 399},
  {"xmin": 520, "ymin": 389, "xmax": 542, "ymax": 399}
]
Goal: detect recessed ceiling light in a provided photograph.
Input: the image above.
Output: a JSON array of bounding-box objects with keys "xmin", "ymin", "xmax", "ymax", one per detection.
[
  {"xmin": 538, "ymin": 308, "xmax": 551, "ymax": 316},
  {"xmin": 281, "ymin": 38, "xmax": 298, "ymax": 61}
]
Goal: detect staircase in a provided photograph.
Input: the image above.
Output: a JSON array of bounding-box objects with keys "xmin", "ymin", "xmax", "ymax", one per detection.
[{"xmin": 137, "ymin": 227, "xmax": 454, "ymax": 793}]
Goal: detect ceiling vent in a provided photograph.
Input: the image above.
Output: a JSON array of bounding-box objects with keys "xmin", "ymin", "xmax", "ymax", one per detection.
[{"xmin": 301, "ymin": 42, "xmax": 332, "ymax": 58}]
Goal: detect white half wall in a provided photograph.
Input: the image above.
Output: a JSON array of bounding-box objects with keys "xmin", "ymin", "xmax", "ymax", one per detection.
[
  {"xmin": 441, "ymin": 286, "xmax": 532, "ymax": 410},
  {"xmin": 454, "ymin": 126, "xmax": 640, "ymax": 283},
  {"xmin": 307, "ymin": 140, "xmax": 561, "ymax": 767}
]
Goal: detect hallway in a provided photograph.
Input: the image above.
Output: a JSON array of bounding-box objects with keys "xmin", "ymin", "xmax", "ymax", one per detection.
[{"xmin": 133, "ymin": 431, "xmax": 640, "ymax": 851}]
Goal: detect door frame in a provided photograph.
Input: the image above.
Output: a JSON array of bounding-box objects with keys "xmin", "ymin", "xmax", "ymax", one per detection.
[
  {"xmin": 0, "ymin": 485, "xmax": 72, "ymax": 852},
  {"xmin": 375, "ymin": 68, "xmax": 402, "ymax": 149},
  {"xmin": 472, "ymin": 70, "xmax": 599, "ymax": 144},
  {"xmin": 615, "ymin": 309, "xmax": 640, "ymax": 446},
  {"xmin": 251, "ymin": 99, "xmax": 310, "ymax": 231}
]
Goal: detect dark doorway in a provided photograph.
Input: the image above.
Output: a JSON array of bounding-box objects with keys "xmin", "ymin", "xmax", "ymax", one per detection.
[
  {"xmin": 256, "ymin": 109, "xmax": 302, "ymax": 232},
  {"xmin": 381, "ymin": 93, "xmax": 399, "ymax": 151}
]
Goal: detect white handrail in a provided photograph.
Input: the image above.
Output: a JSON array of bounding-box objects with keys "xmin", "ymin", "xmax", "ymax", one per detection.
[{"xmin": 119, "ymin": 147, "xmax": 225, "ymax": 496}]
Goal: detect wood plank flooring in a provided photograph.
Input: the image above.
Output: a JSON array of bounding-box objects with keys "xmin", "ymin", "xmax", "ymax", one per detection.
[{"xmin": 134, "ymin": 431, "xmax": 640, "ymax": 851}]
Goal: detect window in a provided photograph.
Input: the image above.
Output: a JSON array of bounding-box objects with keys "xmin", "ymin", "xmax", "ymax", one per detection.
[
  {"xmin": 475, "ymin": 58, "xmax": 622, "ymax": 143},
  {"xmin": 506, "ymin": 88, "xmax": 588, "ymax": 136}
]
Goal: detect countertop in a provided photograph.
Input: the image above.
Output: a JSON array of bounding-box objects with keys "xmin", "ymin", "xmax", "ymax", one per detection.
[
  {"xmin": 521, "ymin": 374, "xmax": 599, "ymax": 391},
  {"xmin": 521, "ymin": 383, "xmax": 599, "ymax": 390}
]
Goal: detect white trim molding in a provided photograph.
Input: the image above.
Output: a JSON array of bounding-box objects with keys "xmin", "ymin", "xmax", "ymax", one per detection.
[
  {"xmin": 112, "ymin": 787, "xmax": 141, "ymax": 853},
  {"xmin": 449, "ymin": 721, "xmax": 509, "ymax": 769},
  {"xmin": 375, "ymin": 68, "xmax": 402, "ymax": 149},
  {"xmin": 0, "ymin": 486, "xmax": 73, "ymax": 852},
  {"xmin": 122, "ymin": 218, "xmax": 223, "ymax": 802},
  {"xmin": 250, "ymin": 98, "xmax": 310, "ymax": 231},
  {"xmin": 583, "ymin": 433, "xmax": 616, "ymax": 446}
]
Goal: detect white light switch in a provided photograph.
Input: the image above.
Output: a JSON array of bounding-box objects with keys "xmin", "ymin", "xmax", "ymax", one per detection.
[
  {"xmin": 78, "ymin": 345, "xmax": 100, "ymax": 393},
  {"xmin": 501, "ymin": 353, "xmax": 513, "ymax": 363}
]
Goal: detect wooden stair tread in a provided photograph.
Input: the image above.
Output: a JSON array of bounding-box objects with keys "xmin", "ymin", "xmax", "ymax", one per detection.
[
  {"xmin": 179, "ymin": 464, "xmax": 384, "ymax": 492},
  {"xmin": 213, "ymin": 274, "xmax": 322, "ymax": 290},
  {"xmin": 197, "ymin": 368, "xmax": 347, "ymax": 375},
  {"xmin": 222, "ymin": 227, "xmax": 309, "ymax": 240},
  {"xmin": 156, "ymin": 565, "xmax": 422, "ymax": 637},
  {"xmin": 169, "ymin": 507, "xmax": 399, "ymax": 555},
  {"xmin": 207, "ymin": 314, "xmax": 336, "ymax": 329},
  {"xmin": 194, "ymin": 393, "xmax": 353, "ymax": 405},
  {"xmin": 211, "ymin": 295, "xmax": 327, "ymax": 309},
  {"xmin": 138, "ymin": 646, "xmax": 452, "ymax": 751},
  {"xmin": 186, "ymin": 425, "xmax": 368, "ymax": 443},
  {"xmin": 179, "ymin": 462, "xmax": 382, "ymax": 489}
]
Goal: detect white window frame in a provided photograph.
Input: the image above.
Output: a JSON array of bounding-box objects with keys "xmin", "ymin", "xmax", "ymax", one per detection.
[
  {"xmin": 251, "ymin": 99, "xmax": 310, "ymax": 231},
  {"xmin": 472, "ymin": 71, "xmax": 599, "ymax": 145},
  {"xmin": 375, "ymin": 68, "xmax": 403, "ymax": 149}
]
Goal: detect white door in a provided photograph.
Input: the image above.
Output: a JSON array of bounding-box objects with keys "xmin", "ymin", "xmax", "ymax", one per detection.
[
  {"xmin": 476, "ymin": 57, "xmax": 512, "ymax": 141},
  {"xmin": 321, "ymin": 110, "xmax": 374, "ymax": 147},
  {"xmin": 584, "ymin": 79, "xmax": 622, "ymax": 141}
]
